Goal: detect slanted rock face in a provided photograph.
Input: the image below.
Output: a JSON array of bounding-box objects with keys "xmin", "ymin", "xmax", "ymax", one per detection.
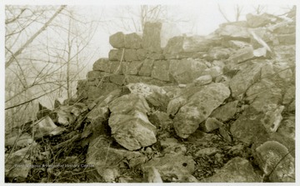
[
  {"xmin": 230, "ymin": 107, "xmax": 269, "ymax": 145},
  {"xmin": 173, "ymin": 83, "xmax": 230, "ymax": 138},
  {"xmin": 108, "ymin": 94, "xmax": 157, "ymax": 150},
  {"xmin": 229, "ymin": 62, "xmax": 262, "ymax": 99}
]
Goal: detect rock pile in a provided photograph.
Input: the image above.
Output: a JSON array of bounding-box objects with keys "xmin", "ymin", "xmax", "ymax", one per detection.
[
  {"xmin": 6, "ymin": 8, "xmax": 295, "ymax": 183},
  {"xmin": 79, "ymin": 11, "xmax": 295, "ymax": 182}
]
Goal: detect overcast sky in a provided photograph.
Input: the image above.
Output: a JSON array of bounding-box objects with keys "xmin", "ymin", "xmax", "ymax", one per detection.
[{"xmin": 76, "ymin": 3, "xmax": 294, "ymax": 58}]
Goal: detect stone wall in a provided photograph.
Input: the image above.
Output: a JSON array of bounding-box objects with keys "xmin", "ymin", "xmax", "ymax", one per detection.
[{"xmin": 77, "ymin": 13, "xmax": 295, "ymax": 105}]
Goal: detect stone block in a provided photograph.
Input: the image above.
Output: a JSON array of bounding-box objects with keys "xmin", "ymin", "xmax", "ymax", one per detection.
[
  {"xmin": 138, "ymin": 59, "xmax": 154, "ymax": 77},
  {"xmin": 124, "ymin": 33, "xmax": 142, "ymax": 49},
  {"xmin": 109, "ymin": 32, "xmax": 125, "ymax": 48},
  {"xmin": 151, "ymin": 60, "xmax": 170, "ymax": 82},
  {"xmin": 143, "ymin": 22, "xmax": 162, "ymax": 52},
  {"xmin": 122, "ymin": 61, "xmax": 143, "ymax": 75}
]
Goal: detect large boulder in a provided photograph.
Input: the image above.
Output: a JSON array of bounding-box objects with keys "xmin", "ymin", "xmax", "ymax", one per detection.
[
  {"xmin": 230, "ymin": 107, "xmax": 268, "ymax": 145},
  {"xmin": 173, "ymin": 83, "xmax": 230, "ymax": 138},
  {"xmin": 108, "ymin": 94, "xmax": 157, "ymax": 150},
  {"xmin": 169, "ymin": 59, "xmax": 208, "ymax": 84}
]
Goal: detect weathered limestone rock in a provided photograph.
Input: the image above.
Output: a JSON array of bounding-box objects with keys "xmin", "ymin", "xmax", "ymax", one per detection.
[
  {"xmin": 109, "ymin": 93, "xmax": 150, "ymax": 115},
  {"xmin": 164, "ymin": 35, "xmax": 213, "ymax": 59},
  {"xmin": 210, "ymin": 100, "xmax": 238, "ymax": 122},
  {"xmin": 169, "ymin": 59, "xmax": 208, "ymax": 84},
  {"xmin": 124, "ymin": 49, "xmax": 138, "ymax": 61},
  {"xmin": 228, "ymin": 46, "xmax": 254, "ymax": 63},
  {"xmin": 204, "ymin": 157, "xmax": 262, "ymax": 182},
  {"xmin": 218, "ymin": 24, "xmax": 250, "ymax": 39},
  {"xmin": 143, "ymin": 166, "xmax": 163, "ymax": 183},
  {"xmin": 122, "ymin": 61, "xmax": 143, "ymax": 75},
  {"xmin": 5, "ymin": 145, "xmax": 37, "ymax": 180},
  {"xmin": 200, "ymin": 117, "xmax": 223, "ymax": 133},
  {"xmin": 277, "ymin": 116, "xmax": 295, "ymax": 140},
  {"xmin": 93, "ymin": 58, "xmax": 110, "ymax": 72},
  {"xmin": 125, "ymin": 75, "xmax": 166, "ymax": 86},
  {"xmin": 173, "ymin": 83, "xmax": 230, "ymax": 138},
  {"xmin": 260, "ymin": 104, "xmax": 284, "ymax": 133},
  {"xmin": 146, "ymin": 52, "xmax": 165, "ymax": 60},
  {"xmin": 229, "ymin": 62, "xmax": 262, "ymax": 99},
  {"xmin": 228, "ymin": 40, "xmax": 250, "ymax": 49},
  {"xmin": 163, "ymin": 36, "xmax": 184, "ymax": 58},
  {"xmin": 109, "ymin": 49, "xmax": 124, "ymax": 61},
  {"xmin": 192, "ymin": 75, "xmax": 212, "ymax": 86},
  {"xmin": 87, "ymin": 70, "xmax": 102, "ymax": 80},
  {"xmin": 109, "ymin": 74, "xmax": 125, "ymax": 85},
  {"xmin": 142, "ymin": 153, "xmax": 196, "ymax": 182},
  {"xmin": 138, "ymin": 59, "xmax": 154, "ymax": 77},
  {"xmin": 246, "ymin": 79, "xmax": 282, "ymax": 112},
  {"xmin": 282, "ymin": 85, "xmax": 295, "ymax": 105},
  {"xmin": 109, "ymin": 61, "xmax": 123, "ymax": 74},
  {"xmin": 253, "ymin": 141, "xmax": 295, "ymax": 182},
  {"xmin": 77, "ymin": 80, "xmax": 88, "ymax": 99},
  {"xmin": 151, "ymin": 60, "xmax": 170, "ymax": 82},
  {"xmin": 274, "ymin": 33, "xmax": 296, "ymax": 45},
  {"xmin": 202, "ymin": 67, "xmax": 221, "ymax": 80},
  {"xmin": 137, "ymin": 49, "xmax": 147, "ymax": 61},
  {"xmin": 32, "ymin": 116, "xmax": 66, "ymax": 139},
  {"xmin": 124, "ymin": 33, "xmax": 142, "ymax": 49},
  {"xmin": 148, "ymin": 111, "xmax": 173, "ymax": 130},
  {"xmin": 126, "ymin": 83, "xmax": 170, "ymax": 111},
  {"xmin": 230, "ymin": 107, "xmax": 268, "ymax": 145},
  {"xmin": 87, "ymin": 136, "xmax": 145, "ymax": 181},
  {"xmin": 87, "ymin": 83, "xmax": 120, "ymax": 100},
  {"xmin": 167, "ymin": 96, "xmax": 188, "ymax": 117},
  {"xmin": 246, "ymin": 13, "xmax": 277, "ymax": 28},
  {"xmin": 207, "ymin": 47, "xmax": 231, "ymax": 60},
  {"xmin": 160, "ymin": 137, "xmax": 187, "ymax": 155},
  {"xmin": 143, "ymin": 22, "xmax": 162, "ymax": 52},
  {"xmin": 108, "ymin": 94, "xmax": 156, "ymax": 150},
  {"xmin": 109, "ymin": 32, "xmax": 125, "ymax": 48},
  {"xmin": 5, "ymin": 133, "xmax": 34, "ymax": 148}
]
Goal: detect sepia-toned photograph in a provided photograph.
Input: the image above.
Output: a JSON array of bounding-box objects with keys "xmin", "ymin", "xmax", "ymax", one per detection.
[{"xmin": 3, "ymin": 0, "xmax": 297, "ymax": 184}]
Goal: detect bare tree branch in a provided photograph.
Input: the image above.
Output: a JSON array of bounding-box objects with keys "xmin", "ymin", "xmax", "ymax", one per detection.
[
  {"xmin": 218, "ymin": 4, "xmax": 231, "ymax": 22},
  {"xmin": 5, "ymin": 5, "xmax": 67, "ymax": 69}
]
